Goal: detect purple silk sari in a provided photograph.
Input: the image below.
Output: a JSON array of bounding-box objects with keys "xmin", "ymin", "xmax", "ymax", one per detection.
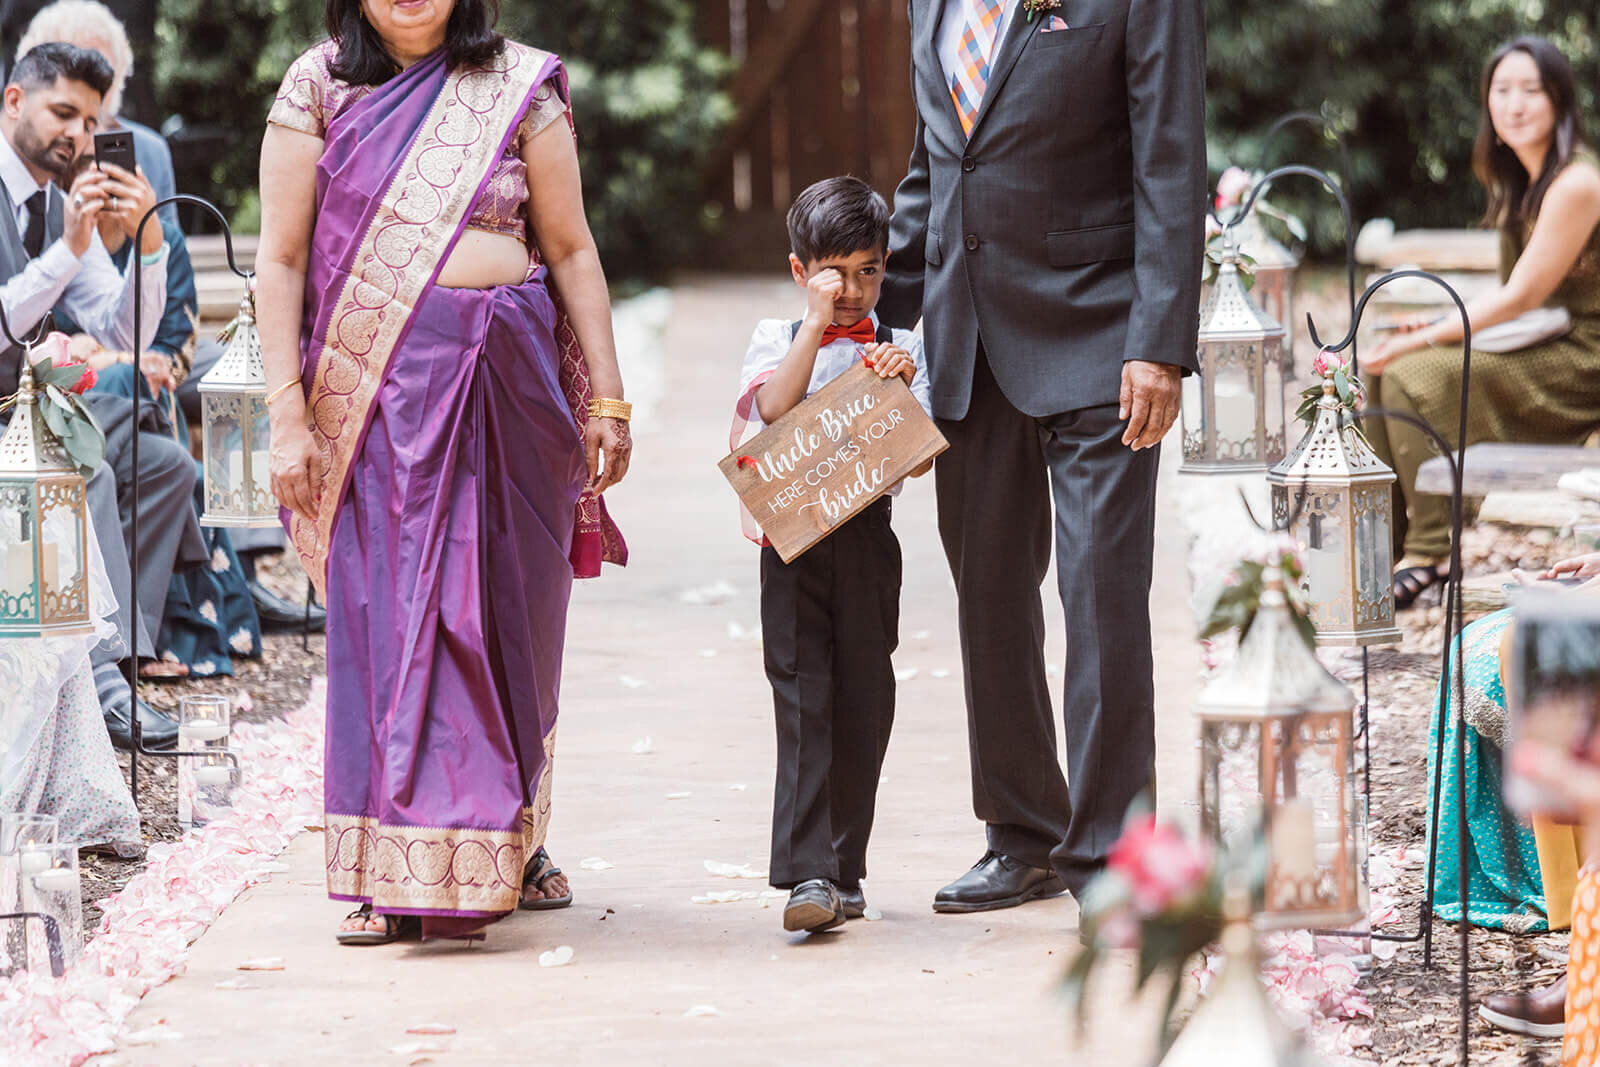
[{"xmin": 287, "ymin": 45, "xmax": 591, "ymax": 936}]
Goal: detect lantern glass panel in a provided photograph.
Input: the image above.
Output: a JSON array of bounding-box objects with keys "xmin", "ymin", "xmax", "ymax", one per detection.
[
  {"xmin": 0, "ymin": 487, "xmax": 35, "ymax": 616},
  {"xmin": 1301, "ymin": 492, "xmax": 1350, "ymax": 631},
  {"xmin": 1181, "ymin": 373, "xmax": 1203, "ymax": 463},
  {"xmin": 205, "ymin": 394, "xmax": 242, "ymax": 515},
  {"xmin": 1256, "ymin": 267, "xmax": 1295, "ymax": 364},
  {"xmin": 1354, "ymin": 485, "xmax": 1393, "ymax": 628},
  {"xmin": 38, "ymin": 480, "xmax": 84, "ymax": 623},
  {"xmin": 247, "ymin": 397, "xmax": 272, "ymax": 514},
  {"xmin": 1263, "ymin": 345, "xmax": 1285, "ymax": 462},
  {"xmin": 1213, "ymin": 347, "xmax": 1257, "ymax": 462}
]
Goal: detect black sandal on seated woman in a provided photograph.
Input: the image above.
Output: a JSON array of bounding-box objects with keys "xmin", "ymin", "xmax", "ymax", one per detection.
[{"xmin": 1393, "ymin": 560, "xmax": 1453, "ymax": 610}]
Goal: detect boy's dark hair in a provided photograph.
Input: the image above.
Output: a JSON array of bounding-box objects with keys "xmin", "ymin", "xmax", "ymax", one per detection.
[
  {"xmin": 787, "ymin": 176, "xmax": 889, "ymax": 264},
  {"xmin": 9, "ymin": 42, "xmax": 113, "ymax": 98}
]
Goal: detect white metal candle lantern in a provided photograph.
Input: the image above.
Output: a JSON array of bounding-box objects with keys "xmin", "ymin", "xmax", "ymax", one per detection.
[
  {"xmin": 199, "ymin": 291, "xmax": 278, "ymax": 527},
  {"xmin": 178, "ymin": 694, "xmax": 236, "ymax": 830},
  {"xmin": 1159, "ymin": 889, "xmax": 1327, "ymax": 1067},
  {"xmin": 1268, "ymin": 374, "xmax": 1401, "ymax": 647},
  {"xmin": 1232, "ymin": 209, "xmax": 1302, "ymax": 374},
  {"xmin": 1181, "ymin": 238, "xmax": 1288, "ymax": 474},
  {"xmin": 0, "ymin": 361, "xmax": 91, "ymax": 638},
  {"xmin": 1197, "ymin": 565, "xmax": 1361, "ymax": 930}
]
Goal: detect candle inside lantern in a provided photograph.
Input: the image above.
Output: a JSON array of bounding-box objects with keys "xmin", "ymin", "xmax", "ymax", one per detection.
[
  {"xmin": 17, "ymin": 848, "xmax": 48, "ymax": 875},
  {"xmin": 29, "ymin": 866, "xmax": 76, "ymax": 893},
  {"xmin": 179, "ymin": 719, "xmax": 229, "ymax": 745},
  {"xmin": 1271, "ymin": 799, "xmax": 1318, "ymax": 883},
  {"xmin": 194, "ymin": 764, "xmax": 231, "ymax": 787},
  {"xmin": 4, "ymin": 539, "xmax": 32, "ymax": 594}
]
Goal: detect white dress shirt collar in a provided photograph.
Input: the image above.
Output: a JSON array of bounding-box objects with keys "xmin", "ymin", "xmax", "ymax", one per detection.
[{"xmin": 0, "ymin": 131, "xmax": 49, "ymax": 220}]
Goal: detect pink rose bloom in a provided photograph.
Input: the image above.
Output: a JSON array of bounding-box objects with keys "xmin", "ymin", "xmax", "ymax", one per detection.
[
  {"xmin": 1215, "ymin": 166, "xmax": 1252, "ymax": 209},
  {"xmin": 1107, "ymin": 815, "xmax": 1211, "ymax": 915}
]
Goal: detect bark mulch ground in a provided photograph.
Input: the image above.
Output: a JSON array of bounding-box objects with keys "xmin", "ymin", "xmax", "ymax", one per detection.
[
  {"xmin": 80, "ymin": 551, "xmax": 326, "ymax": 936},
  {"xmin": 1364, "ymin": 525, "xmax": 1581, "ymax": 1066}
]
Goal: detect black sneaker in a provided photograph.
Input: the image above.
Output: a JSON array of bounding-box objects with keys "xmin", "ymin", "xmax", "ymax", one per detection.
[{"xmin": 783, "ymin": 878, "xmax": 845, "ymax": 933}]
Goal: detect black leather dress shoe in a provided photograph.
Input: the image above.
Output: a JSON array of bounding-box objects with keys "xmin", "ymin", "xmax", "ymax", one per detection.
[
  {"xmin": 250, "ymin": 579, "xmax": 326, "ymax": 633},
  {"xmin": 103, "ymin": 696, "xmax": 179, "ymax": 752},
  {"xmin": 932, "ymin": 852, "xmax": 1066, "ymax": 913},
  {"xmin": 783, "ymin": 878, "xmax": 845, "ymax": 933},
  {"xmin": 839, "ymin": 885, "xmax": 866, "ymax": 920}
]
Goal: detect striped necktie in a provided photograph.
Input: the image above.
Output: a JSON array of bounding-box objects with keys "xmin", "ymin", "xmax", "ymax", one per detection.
[{"xmin": 949, "ymin": 0, "xmax": 1005, "ymax": 137}]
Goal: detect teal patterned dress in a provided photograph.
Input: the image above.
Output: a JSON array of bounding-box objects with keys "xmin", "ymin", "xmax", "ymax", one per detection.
[{"xmin": 1428, "ymin": 609, "xmax": 1549, "ymax": 930}]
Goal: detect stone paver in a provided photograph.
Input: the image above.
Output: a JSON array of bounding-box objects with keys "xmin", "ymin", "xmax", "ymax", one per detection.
[{"xmin": 103, "ymin": 276, "xmax": 1201, "ymax": 1065}]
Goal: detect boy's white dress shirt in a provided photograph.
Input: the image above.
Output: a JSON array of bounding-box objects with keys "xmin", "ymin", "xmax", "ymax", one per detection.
[
  {"xmin": 732, "ymin": 312, "xmax": 933, "ymax": 542},
  {"xmin": 738, "ymin": 311, "xmax": 933, "ymax": 437}
]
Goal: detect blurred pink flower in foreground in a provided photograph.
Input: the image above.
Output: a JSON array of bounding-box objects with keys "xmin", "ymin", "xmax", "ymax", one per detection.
[
  {"xmin": 1107, "ymin": 814, "xmax": 1212, "ymax": 914},
  {"xmin": 1215, "ymin": 166, "xmax": 1253, "ymax": 210}
]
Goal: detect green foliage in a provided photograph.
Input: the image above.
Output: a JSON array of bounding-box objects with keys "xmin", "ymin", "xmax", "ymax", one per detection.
[
  {"xmin": 1196, "ymin": 552, "xmax": 1319, "ymax": 650},
  {"xmin": 15, "ymin": 360, "xmax": 106, "ymax": 477},
  {"xmin": 151, "ymin": 0, "xmax": 729, "ymax": 283},
  {"xmin": 1206, "ymin": 0, "xmax": 1600, "ymax": 255}
]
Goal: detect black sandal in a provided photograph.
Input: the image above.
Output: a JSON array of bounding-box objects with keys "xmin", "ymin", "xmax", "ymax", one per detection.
[
  {"xmin": 1393, "ymin": 563, "xmax": 1450, "ymax": 611},
  {"xmin": 518, "ymin": 846, "xmax": 573, "ymax": 911},
  {"xmin": 335, "ymin": 904, "xmax": 419, "ymax": 945}
]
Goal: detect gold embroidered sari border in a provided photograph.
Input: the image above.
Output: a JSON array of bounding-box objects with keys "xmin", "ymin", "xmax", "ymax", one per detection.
[
  {"xmin": 290, "ymin": 45, "xmax": 554, "ymax": 596},
  {"xmin": 324, "ymin": 812, "xmax": 538, "ymax": 913}
]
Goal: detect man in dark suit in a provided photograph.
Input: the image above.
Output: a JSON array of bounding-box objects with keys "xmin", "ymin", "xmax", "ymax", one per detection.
[
  {"xmin": 879, "ymin": 0, "xmax": 1206, "ymax": 911},
  {"xmin": 0, "ymin": 41, "xmax": 184, "ymax": 747}
]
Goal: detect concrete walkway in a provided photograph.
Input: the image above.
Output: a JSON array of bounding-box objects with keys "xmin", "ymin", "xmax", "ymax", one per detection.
[{"xmin": 104, "ymin": 276, "xmax": 1202, "ymax": 1065}]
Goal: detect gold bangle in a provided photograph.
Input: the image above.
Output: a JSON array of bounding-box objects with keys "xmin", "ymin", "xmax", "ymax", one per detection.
[
  {"xmin": 588, "ymin": 397, "xmax": 631, "ymax": 421},
  {"xmin": 266, "ymin": 379, "xmax": 302, "ymax": 406}
]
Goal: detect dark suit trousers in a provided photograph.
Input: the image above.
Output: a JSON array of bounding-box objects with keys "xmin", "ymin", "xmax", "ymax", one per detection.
[
  {"xmin": 761, "ymin": 498, "xmax": 900, "ymax": 890},
  {"xmin": 936, "ymin": 349, "xmax": 1158, "ymax": 894}
]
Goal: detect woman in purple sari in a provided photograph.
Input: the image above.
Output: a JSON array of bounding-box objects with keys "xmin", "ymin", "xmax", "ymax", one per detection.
[{"xmin": 256, "ymin": 0, "xmax": 629, "ymax": 943}]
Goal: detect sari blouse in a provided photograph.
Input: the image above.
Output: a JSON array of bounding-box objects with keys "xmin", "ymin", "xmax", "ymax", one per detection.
[{"xmin": 267, "ymin": 39, "xmax": 566, "ymax": 242}]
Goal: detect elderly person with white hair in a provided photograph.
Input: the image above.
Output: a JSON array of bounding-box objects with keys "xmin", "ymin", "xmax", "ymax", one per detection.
[{"xmin": 16, "ymin": 0, "xmax": 174, "ymax": 223}]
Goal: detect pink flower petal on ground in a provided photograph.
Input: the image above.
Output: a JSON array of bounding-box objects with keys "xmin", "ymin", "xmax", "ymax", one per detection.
[{"xmin": 406, "ymin": 1023, "xmax": 457, "ymax": 1035}]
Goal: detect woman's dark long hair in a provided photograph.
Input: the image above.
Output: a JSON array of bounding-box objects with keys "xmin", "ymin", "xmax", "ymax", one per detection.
[
  {"xmin": 1473, "ymin": 35, "xmax": 1588, "ymax": 234},
  {"xmin": 325, "ymin": 0, "xmax": 504, "ymax": 85}
]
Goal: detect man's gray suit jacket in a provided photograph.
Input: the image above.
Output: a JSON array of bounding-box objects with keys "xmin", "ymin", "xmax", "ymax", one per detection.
[{"xmin": 879, "ymin": 0, "xmax": 1207, "ymax": 420}]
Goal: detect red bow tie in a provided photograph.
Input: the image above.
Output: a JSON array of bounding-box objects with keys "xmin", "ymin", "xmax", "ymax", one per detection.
[{"xmin": 820, "ymin": 319, "xmax": 877, "ymax": 346}]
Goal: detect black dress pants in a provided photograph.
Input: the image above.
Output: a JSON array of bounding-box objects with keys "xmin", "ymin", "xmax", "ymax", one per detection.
[
  {"xmin": 935, "ymin": 348, "xmax": 1159, "ymax": 894},
  {"xmin": 761, "ymin": 497, "xmax": 900, "ymax": 890}
]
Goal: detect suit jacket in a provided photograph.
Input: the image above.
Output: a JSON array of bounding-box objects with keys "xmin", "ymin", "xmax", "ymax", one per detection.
[
  {"xmin": 0, "ymin": 171, "xmax": 62, "ymax": 396},
  {"xmin": 879, "ymin": 0, "xmax": 1207, "ymax": 419}
]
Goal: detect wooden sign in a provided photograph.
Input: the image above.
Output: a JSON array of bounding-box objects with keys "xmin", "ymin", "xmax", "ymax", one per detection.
[{"xmin": 719, "ymin": 361, "xmax": 948, "ymax": 563}]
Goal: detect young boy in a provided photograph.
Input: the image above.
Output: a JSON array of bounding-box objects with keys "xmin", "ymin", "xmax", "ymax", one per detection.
[{"xmin": 733, "ymin": 176, "xmax": 932, "ymax": 934}]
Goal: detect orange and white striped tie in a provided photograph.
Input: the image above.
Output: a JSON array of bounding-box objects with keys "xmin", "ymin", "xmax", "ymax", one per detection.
[{"xmin": 949, "ymin": 0, "xmax": 1004, "ymax": 137}]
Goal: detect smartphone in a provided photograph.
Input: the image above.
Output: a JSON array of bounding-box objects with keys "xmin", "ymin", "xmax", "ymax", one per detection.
[
  {"xmin": 92, "ymin": 129, "xmax": 137, "ymax": 176},
  {"xmin": 1505, "ymin": 589, "xmax": 1600, "ymax": 818},
  {"xmin": 1503, "ymin": 576, "xmax": 1589, "ymax": 597}
]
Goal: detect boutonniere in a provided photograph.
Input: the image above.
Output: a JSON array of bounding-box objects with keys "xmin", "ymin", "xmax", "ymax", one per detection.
[{"xmin": 1022, "ymin": 0, "xmax": 1062, "ymax": 22}]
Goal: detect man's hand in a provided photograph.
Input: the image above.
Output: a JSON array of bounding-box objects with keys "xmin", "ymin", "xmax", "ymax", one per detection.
[
  {"xmin": 98, "ymin": 163, "xmax": 162, "ymax": 256},
  {"xmin": 1118, "ymin": 360, "xmax": 1181, "ymax": 451},
  {"xmin": 864, "ymin": 341, "xmax": 916, "ymax": 383},
  {"xmin": 803, "ymin": 268, "xmax": 843, "ymax": 327},
  {"xmin": 63, "ymin": 169, "xmax": 108, "ymax": 257},
  {"xmin": 139, "ymin": 351, "xmax": 177, "ymax": 396}
]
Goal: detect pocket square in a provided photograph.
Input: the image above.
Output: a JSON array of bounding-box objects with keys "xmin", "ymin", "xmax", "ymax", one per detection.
[{"xmin": 1040, "ymin": 15, "xmax": 1069, "ymax": 31}]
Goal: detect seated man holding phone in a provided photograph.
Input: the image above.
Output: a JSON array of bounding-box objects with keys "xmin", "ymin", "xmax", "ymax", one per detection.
[{"xmin": 0, "ymin": 41, "xmax": 190, "ymax": 747}]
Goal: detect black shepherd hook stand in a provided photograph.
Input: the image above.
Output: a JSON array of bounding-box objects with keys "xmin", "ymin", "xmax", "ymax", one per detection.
[
  {"xmin": 1215, "ymin": 163, "xmax": 1359, "ymax": 358},
  {"xmin": 1307, "ymin": 269, "xmax": 1474, "ymax": 1064},
  {"xmin": 1258, "ymin": 109, "xmax": 1356, "ymax": 192},
  {"xmin": 123, "ymin": 195, "xmax": 254, "ymax": 809}
]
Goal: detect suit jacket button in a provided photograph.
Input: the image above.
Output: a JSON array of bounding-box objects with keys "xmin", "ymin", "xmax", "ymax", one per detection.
[
  {"xmin": 964, "ymin": 234, "xmax": 979, "ymax": 251},
  {"xmin": 962, "ymin": 156, "xmax": 976, "ymax": 172}
]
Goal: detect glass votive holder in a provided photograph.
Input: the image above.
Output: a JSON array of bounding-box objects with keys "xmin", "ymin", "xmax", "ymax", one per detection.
[
  {"xmin": 178, "ymin": 694, "xmax": 235, "ymax": 831},
  {"xmin": 0, "ymin": 812, "xmax": 59, "ymax": 857},
  {"xmin": 6, "ymin": 842, "xmax": 80, "ymax": 976}
]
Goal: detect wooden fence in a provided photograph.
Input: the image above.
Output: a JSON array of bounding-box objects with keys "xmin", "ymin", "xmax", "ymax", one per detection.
[{"xmin": 698, "ymin": 0, "xmax": 916, "ymax": 267}]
